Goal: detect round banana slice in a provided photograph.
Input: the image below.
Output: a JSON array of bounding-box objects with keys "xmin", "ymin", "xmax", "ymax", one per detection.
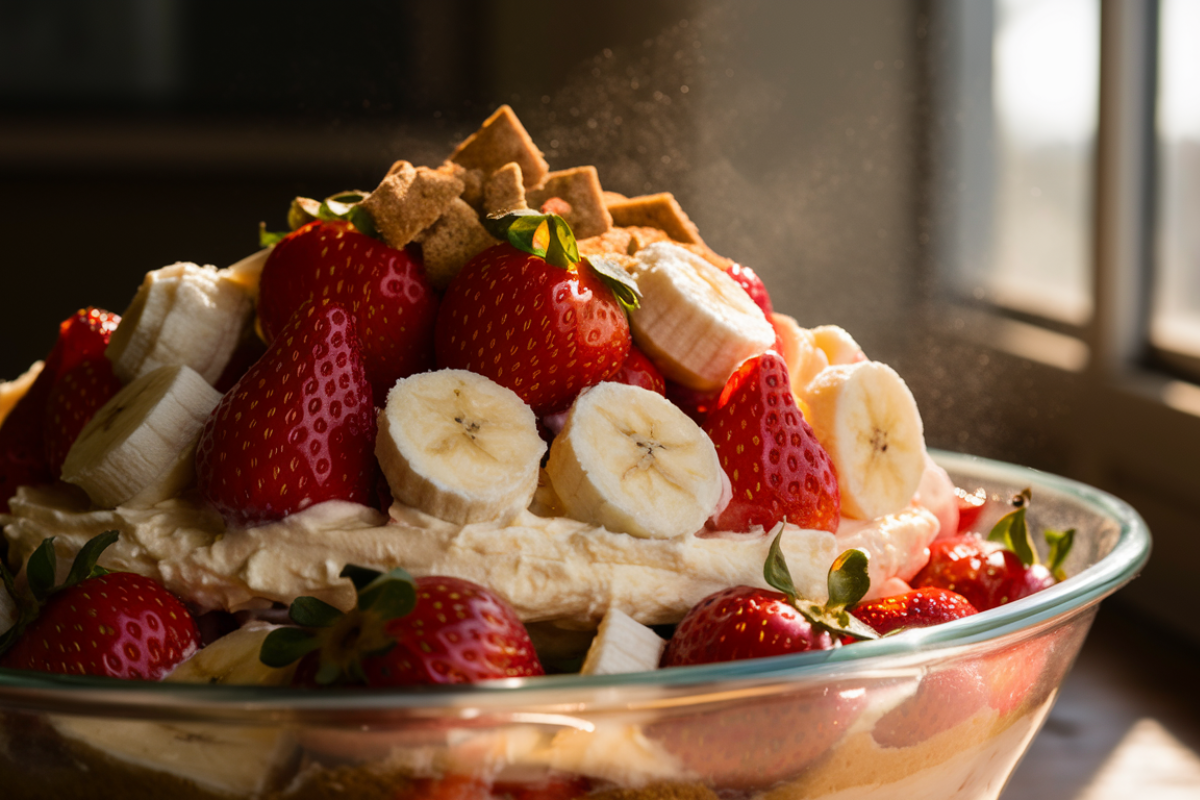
[
  {"xmin": 803, "ymin": 361, "xmax": 926, "ymax": 521},
  {"xmin": 811, "ymin": 324, "xmax": 866, "ymax": 366},
  {"xmin": 106, "ymin": 262, "xmax": 252, "ymax": 385},
  {"xmin": 376, "ymin": 369, "xmax": 546, "ymax": 525},
  {"xmin": 770, "ymin": 313, "xmax": 830, "ymax": 395},
  {"xmin": 546, "ymin": 381, "xmax": 724, "ymax": 539},
  {"xmin": 628, "ymin": 242, "xmax": 775, "ymax": 392},
  {"xmin": 61, "ymin": 364, "xmax": 223, "ymax": 509}
]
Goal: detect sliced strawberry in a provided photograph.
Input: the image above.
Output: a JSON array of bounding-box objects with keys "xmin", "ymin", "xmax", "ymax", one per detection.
[
  {"xmin": 258, "ymin": 220, "xmax": 439, "ymax": 405},
  {"xmin": 703, "ymin": 351, "xmax": 839, "ymax": 533},
  {"xmin": 44, "ymin": 357, "xmax": 122, "ymax": 475},
  {"xmin": 195, "ymin": 302, "xmax": 377, "ymax": 527},
  {"xmin": 723, "ymin": 262, "xmax": 773, "ymax": 317},
  {"xmin": 851, "ymin": 587, "xmax": 978, "ymax": 637},
  {"xmin": 267, "ymin": 568, "xmax": 543, "ymax": 687},
  {"xmin": 0, "ymin": 532, "xmax": 199, "ymax": 680},
  {"xmin": 435, "ymin": 213, "xmax": 634, "ymax": 416}
]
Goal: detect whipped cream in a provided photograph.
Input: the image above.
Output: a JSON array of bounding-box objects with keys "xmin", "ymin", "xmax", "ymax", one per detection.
[{"xmin": 3, "ymin": 484, "xmax": 937, "ymax": 628}]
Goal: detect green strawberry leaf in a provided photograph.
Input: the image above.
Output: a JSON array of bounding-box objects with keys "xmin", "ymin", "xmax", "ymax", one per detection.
[
  {"xmin": 765, "ymin": 530, "xmax": 879, "ymax": 640},
  {"xmin": 26, "ymin": 538, "xmax": 57, "ymax": 603},
  {"xmin": 63, "ymin": 530, "xmax": 120, "ymax": 590},
  {"xmin": 988, "ymin": 488, "xmax": 1037, "ymax": 566},
  {"xmin": 356, "ymin": 568, "xmax": 417, "ymax": 620},
  {"xmin": 763, "ymin": 526, "xmax": 798, "ymax": 599},
  {"xmin": 289, "ymin": 596, "xmax": 344, "ymax": 628},
  {"xmin": 586, "ymin": 255, "xmax": 642, "ymax": 313},
  {"xmin": 826, "ymin": 548, "xmax": 872, "ymax": 610},
  {"xmin": 259, "ymin": 222, "xmax": 289, "ymax": 248},
  {"xmin": 1045, "ymin": 527, "xmax": 1075, "ymax": 582},
  {"xmin": 259, "ymin": 626, "xmax": 322, "ymax": 668},
  {"xmin": 340, "ymin": 564, "xmax": 384, "ymax": 593},
  {"xmin": 483, "ymin": 210, "xmax": 580, "ymax": 269}
]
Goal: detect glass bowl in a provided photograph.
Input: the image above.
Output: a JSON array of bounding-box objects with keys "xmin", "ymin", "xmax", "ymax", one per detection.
[{"xmin": 0, "ymin": 451, "xmax": 1150, "ymax": 800}]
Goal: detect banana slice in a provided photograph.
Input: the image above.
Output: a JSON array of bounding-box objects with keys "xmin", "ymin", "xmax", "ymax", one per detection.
[
  {"xmin": 771, "ymin": 313, "xmax": 830, "ymax": 394},
  {"xmin": 545, "ymin": 381, "xmax": 724, "ymax": 539},
  {"xmin": 61, "ymin": 364, "xmax": 222, "ymax": 509},
  {"xmin": 628, "ymin": 242, "xmax": 775, "ymax": 392},
  {"xmin": 166, "ymin": 622, "xmax": 294, "ymax": 686},
  {"xmin": 218, "ymin": 247, "xmax": 273, "ymax": 303},
  {"xmin": 803, "ymin": 361, "xmax": 926, "ymax": 520},
  {"xmin": 811, "ymin": 324, "xmax": 866, "ymax": 366},
  {"xmin": 581, "ymin": 607, "xmax": 665, "ymax": 675},
  {"xmin": 376, "ymin": 369, "xmax": 546, "ymax": 525},
  {"xmin": 106, "ymin": 262, "xmax": 253, "ymax": 385}
]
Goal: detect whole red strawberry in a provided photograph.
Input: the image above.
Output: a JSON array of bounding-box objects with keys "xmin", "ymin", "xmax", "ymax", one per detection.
[
  {"xmin": 195, "ymin": 302, "xmax": 377, "ymax": 527},
  {"xmin": 703, "ymin": 351, "xmax": 840, "ymax": 533},
  {"xmin": 611, "ymin": 344, "xmax": 665, "ymax": 395},
  {"xmin": 871, "ymin": 665, "xmax": 988, "ymax": 748},
  {"xmin": 264, "ymin": 567, "xmax": 543, "ymax": 687},
  {"xmin": 0, "ymin": 532, "xmax": 199, "ymax": 680},
  {"xmin": 851, "ymin": 587, "xmax": 978, "ymax": 636},
  {"xmin": 0, "ymin": 307, "xmax": 120, "ymax": 509},
  {"xmin": 662, "ymin": 535, "xmax": 877, "ymax": 667},
  {"xmin": 44, "ymin": 357, "xmax": 122, "ymax": 475},
  {"xmin": 723, "ymin": 262, "xmax": 773, "ymax": 317},
  {"xmin": 363, "ymin": 576, "xmax": 542, "ymax": 685},
  {"xmin": 258, "ymin": 219, "xmax": 439, "ymax": 405},
  {"xmin": 911, "ymin": 535, "xmax": 1028, "ymax": 611},
  {"xmin": 435, "ymin": 212, "xmax": 634, "ymax": 416},
  {"xmin": 662, "ymin": 585, "xmax": 836, "ymax": 666}
]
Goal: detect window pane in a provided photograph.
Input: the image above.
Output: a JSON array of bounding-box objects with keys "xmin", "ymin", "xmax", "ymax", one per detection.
[
  {"xmin": 1151, "ymin": 0, "xmax": 1200, "ymax": 356},
  {"xmin": 987, "ymin": 0, "xmax": 1098, "ymax": 324}
]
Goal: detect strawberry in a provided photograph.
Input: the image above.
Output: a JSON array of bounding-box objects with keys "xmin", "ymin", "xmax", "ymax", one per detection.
[
  {"xmin": 702, "ymin": 351, "xmax": 840, "ymax": 533},
  {"xmin": 0, "ymin": 307, "xmax": 120, "ymax": 510},
  {"xmin": 912, "ymin": 491, "xmax": 1073, "ymax": 610},
  {"xmin": 263, "ymin": 566, "xmax": 543, "ymax": 687},
  {"xmin": 979, "ymin": 637, "xmax": 1049, "ymax": 715},
  {"xmin": 723, "ymin": 262, "xmax": 773, "ymax": 317},
  {"xmin": 435, "ymin": 212, "xmax": 636, "ymax": 416},
  {"xmin": 611, "ymin": 344, "xmax": 665, "ymax": 395},
  {"xmin": 649, "ymin": 682, "xmax": 867, "ymax": 790},
  {"xmin": 664, "ymin": 379, "xmax": 719, "ymax": 424},
  {"xmin": 954, "ymin": 485, "xmax": 988, "ymax": 533},
  {"xmin": 0, "ymin": 532, "xmax": 199, "ymax": 680},
  {"xmin": 44, "ymin": 357, "xmax": 122, "ymax": 475},
  {"xmin": 851, "ymin": 587, "xmax": 978, "ymax": 636},
  {"xmin": 195, "ymin": 302, "xmax": 377, "ymax": 528},
  {"xmin": 910, "ymin": 535, "xmax": 1027, "ymax": 611},
  {"xmin": 662, "ymin": 533, "xmax": 877, "ymax": 667},
  {"xmin": 871, "ymin": 664, "xmax": 988, "ymax": 748},
  {"xmin": 258, "ymin": 219, "xmax": 439, "ymax": 405}
]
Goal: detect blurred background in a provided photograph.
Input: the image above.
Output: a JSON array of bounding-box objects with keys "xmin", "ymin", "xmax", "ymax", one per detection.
[{"xmin": 2, "ymin": 0, "xmax": 1198, "ymax": 793}]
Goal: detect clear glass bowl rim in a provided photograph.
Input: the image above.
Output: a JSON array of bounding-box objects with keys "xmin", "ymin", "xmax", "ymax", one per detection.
[{"xmin": 0, "ymin": 450, "xmax": 1151, "ymax": 719}]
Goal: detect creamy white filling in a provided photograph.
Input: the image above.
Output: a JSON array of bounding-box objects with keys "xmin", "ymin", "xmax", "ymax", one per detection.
[{"xmin": 2, "ymin": 484, "xmax": 937, "ymax": 627}]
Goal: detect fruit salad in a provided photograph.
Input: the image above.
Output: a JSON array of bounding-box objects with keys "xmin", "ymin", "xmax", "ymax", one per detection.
[{"xmin": 0, "ymin": 106, "xmax": 1075, "ymax": 799}]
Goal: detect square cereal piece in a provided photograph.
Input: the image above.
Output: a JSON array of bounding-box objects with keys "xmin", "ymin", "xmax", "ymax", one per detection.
[
  {"xmin": 449, "ymin": 105, "xmax": 548, "ymax": 190},
  {"xmin": 361, "ymin": 161, "xmax": 463, "ymax": 249},
  {"xmin": 623, "ymin": 225, "xmax": 672, "ymax": 253},
  {"xmin": 441, "ymin": 161, "xmax": 485, "ymax": 210},
  {"xmin": 578, "ymin": 227, "xmax": 634, "ymax": 257},
  {"xmin": 415, "ymin": 198, "xmax": 498, "ymax": 290},
  {"xmin": 483, "ymin": 162, "xmax": 528, "ymax": 216},
  {"xmin": 525, "ymin": 166, "xmax": 613, "ymax": 240},
  {"xmin": 605, "ymin": 192, "xmax": 704, "ymax": 245}
]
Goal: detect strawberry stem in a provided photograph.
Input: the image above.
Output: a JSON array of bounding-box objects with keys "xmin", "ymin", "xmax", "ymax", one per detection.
[
  {"xmin": 482, "ymin": 210, "xmax": 580, "ymax": 269},
  {"xmin": 1045, "ymin": 527, "xmax": 1075, "ymax": 581},
  {"xmin": 988, "ymin": 488, "xmax": 1038, "ymax": 567},
  {"xmin": 763, "ymin": 527, "xmax": 879, "ymax": 640}
]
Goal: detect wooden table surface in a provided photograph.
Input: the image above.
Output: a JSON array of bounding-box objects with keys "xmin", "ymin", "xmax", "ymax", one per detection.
[{"xmin": 1002, "ymin": 603, "xmax": 1200, "ymax": 799}]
